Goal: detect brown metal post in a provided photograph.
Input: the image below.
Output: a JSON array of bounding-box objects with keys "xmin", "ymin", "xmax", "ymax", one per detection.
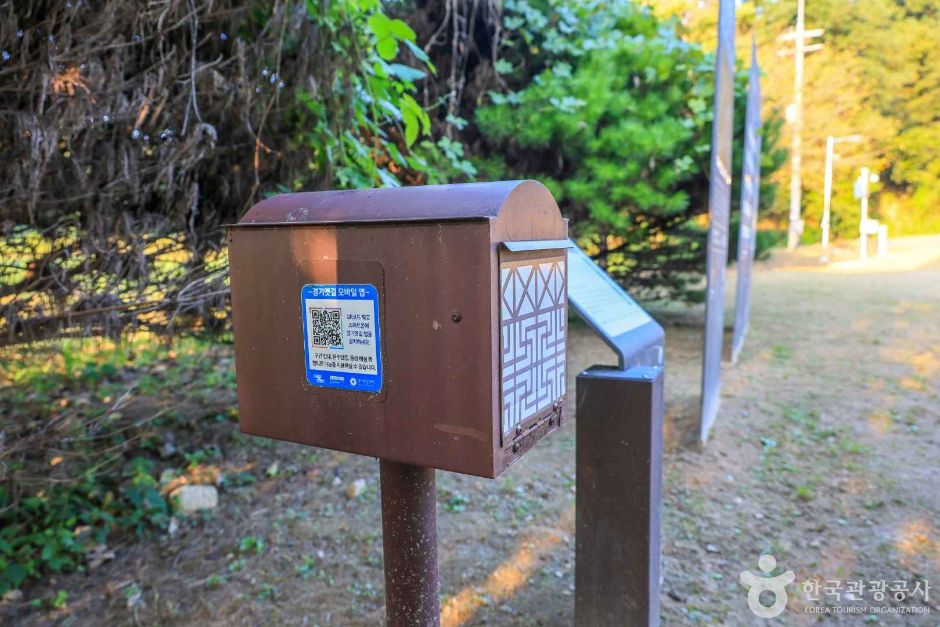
[
  {"xmin": 380, "ymin": 460, "xmax": 440, "ymax": 626},
  {"xmin": 576, "ymin": 366, "xmax": 664, "ymax": 627}
]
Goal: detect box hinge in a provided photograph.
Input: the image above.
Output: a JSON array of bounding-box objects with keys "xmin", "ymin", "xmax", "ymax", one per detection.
[{"xmin": 511, "ymin": 399, "xmax": 564, "ymax": 453}]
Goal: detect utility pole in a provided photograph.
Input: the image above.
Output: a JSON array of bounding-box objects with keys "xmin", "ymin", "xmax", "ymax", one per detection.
[
  {"xmin": 779, "ymin": 0, "xmax": 823, "ymax": 250},
  {"xmin": 821, "ymin": 134, "xmax": 862, "ymax": 262}
]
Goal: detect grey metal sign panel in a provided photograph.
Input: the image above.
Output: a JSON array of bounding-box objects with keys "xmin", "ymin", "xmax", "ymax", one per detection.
[
  {"xmin": 700, "ymin": 0, "xmax": 736, "ymax": 442},
  {"xmin": 731, "ymin": 42, "xmax": 763, "ymax": 365},
  {"xmin": 566, "ymin": 241, "xmax": 664, "ymax": 370}
]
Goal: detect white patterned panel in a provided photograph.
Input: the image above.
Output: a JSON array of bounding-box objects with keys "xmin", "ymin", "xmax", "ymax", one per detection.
[{"xmin": 500, "ymin": 256, "xmax": 567, "ymax": 434}]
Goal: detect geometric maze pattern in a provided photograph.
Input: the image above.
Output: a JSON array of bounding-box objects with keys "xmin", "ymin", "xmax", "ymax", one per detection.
[{"xmin": 500, "ymin": 255, "xmax": 567, "ymax": 435}]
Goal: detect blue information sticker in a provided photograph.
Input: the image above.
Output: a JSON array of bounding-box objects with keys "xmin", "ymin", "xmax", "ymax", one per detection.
[{"xmin": 300, "ymin": 283, "xmax": 382, "ymax": 393}]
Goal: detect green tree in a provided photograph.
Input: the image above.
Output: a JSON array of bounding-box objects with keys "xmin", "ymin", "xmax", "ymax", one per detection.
[{"xmin": 475, "ymin": 1, "xmax": 785, "ymax": 301}]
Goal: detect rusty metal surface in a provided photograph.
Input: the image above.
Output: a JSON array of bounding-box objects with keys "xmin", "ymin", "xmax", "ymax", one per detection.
[
  {"xmin": 576, "ymin": 366, "xmax": 664, "ymax": 627},
  {"xmin": 235, "ymin": 180, "xmax": 536, "ymax": 226},
  {"xmin": 228, "ymin": 180, "xmax": 567, "ymax": 477},
  {"xmin": 230, "ymin": 221, "xmax": 496, "ymax": 476},
  {"xmin": 380, "ymin": 461, "xmax": 439, "ymax": 627}
]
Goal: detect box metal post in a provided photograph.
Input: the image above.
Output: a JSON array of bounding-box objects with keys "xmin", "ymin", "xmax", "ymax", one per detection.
[
  {"xmin": 228, "ymin": 182, "xmax": 569, "ymax": 623},
  {"xmin": 380, "ymin": 460, "xmax": 440, "ymax": 626},
  {"xmin": 576, "ymin": 366, "xmax": 664, "ymax": 627}
]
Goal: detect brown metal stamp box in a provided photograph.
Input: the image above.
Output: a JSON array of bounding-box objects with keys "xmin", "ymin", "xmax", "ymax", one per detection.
[{"xmin": 228, "ymin": 180, "xmax": 568, "ymax": 478}]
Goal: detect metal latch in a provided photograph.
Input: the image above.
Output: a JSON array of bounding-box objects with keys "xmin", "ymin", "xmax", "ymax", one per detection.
[{"xmin": 512, "ymin": 400, "xmax": 563, "ymax": 452}]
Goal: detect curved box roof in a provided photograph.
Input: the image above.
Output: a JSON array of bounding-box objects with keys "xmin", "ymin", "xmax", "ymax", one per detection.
[{"xmin": 233, "ymin": 179, "xmax": 561, "ymax": 228}]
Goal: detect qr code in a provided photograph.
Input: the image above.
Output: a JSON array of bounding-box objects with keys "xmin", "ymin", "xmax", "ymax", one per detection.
[{"xmin": 309, "ymin": 307, "xmax": 342, "ymax": 348}]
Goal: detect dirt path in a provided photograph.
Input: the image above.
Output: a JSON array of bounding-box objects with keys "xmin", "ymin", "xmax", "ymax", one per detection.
[
  {"xmin": 5, "ymin": 235, "xmax": 939, "ymax": 626},
  {"xmin": 656, "ymin": 234, "xmax": 940, "ymax": 625}
]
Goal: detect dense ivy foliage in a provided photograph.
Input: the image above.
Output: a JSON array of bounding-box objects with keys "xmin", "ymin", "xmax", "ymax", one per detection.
[
  {"xmin": 289, "ymin": 1, "xmax": 474, "ymax": 189},
  {"xmin": 0, "ymin": 0, "xmax": 472, "ymax": 345}
]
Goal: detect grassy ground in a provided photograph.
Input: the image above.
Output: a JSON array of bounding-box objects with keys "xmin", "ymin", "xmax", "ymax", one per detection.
[{"xmin": 1, "ymin": 235, "xmax": 938, "ymax": 625}]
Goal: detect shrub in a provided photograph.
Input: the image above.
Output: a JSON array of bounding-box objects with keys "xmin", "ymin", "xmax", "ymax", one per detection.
[{"xmin": 474, "ymin": 1, "xmax": 785, "ymax": 302}]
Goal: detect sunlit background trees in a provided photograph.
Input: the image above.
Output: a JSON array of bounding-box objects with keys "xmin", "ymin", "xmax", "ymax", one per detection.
[{"xmin": 657, "ymin": 0, "xmax": 940, "ymax": 237}]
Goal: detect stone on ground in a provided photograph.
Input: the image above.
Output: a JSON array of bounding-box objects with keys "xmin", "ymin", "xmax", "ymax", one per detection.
[{"xmin": 172, "ymin": 484, "xmax": 218, "ymax": 513}]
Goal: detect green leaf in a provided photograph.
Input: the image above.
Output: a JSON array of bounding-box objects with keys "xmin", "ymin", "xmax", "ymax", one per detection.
[
  {"xmin": 488, "ymin": 91, "xmax": 507, "ymax": 105},
  {"xmin": 376, "ymin": 38, "xmax": 398, "ymax": 61},
  {"xmin": 3, "ymin": 563, "xmax": 28, "ymax": 586},
  {"xmin": 366, "ymin": 13, "xmax": 392, "ymax": 39},
  {"xmin": 377, "ymin": 168, "xmax": 401, "ymax": 188},
  {"xmin": 399, "ymin": 94, "xmax": 429, "ymax": 146},
  {"xmin": 367, "ymin": 13, "xmax": 413, "ymax": 61},
  {"xmin": 387, "ymin": 63, "xmax": 426, "ymax": 82},
  {"xmin": 386, "ymin": 142, "xmax": 408, "ymax": 167},
  {"xmin": 386, "ymin": 18, "xmax": 416, "ymax": 42},
  {"xmin": 495, "ymin": 59, "xmax": 513, "ymax": 74},
  {"xmin": 405, "ymin": 40, "xmax": 432, "ymax": 66},
  {"xmin": 378, "ymin": 99, "xmax": 402, "ymax": 119},
  {"xmin": 402, "ymin": 107, "xmax": 418, "ymax": 147}
]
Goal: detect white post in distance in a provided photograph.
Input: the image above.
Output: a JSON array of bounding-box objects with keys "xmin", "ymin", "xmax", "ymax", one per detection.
[
  {"xmin": 821, "ymin": 134, "xmax": 862, "ymax": 262},
  {"xmin": 854, "ymin": 167, "xmax": 880, "ymax": 260}
]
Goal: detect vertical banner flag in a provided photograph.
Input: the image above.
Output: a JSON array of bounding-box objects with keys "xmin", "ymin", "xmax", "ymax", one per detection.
[
  {"xmin": 731, "ymin": 41, "xmax": 763, "ymax": 365},
  {"xmin": 700, "ymin": 0, "xmax": 736, "ymax": 442}
]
